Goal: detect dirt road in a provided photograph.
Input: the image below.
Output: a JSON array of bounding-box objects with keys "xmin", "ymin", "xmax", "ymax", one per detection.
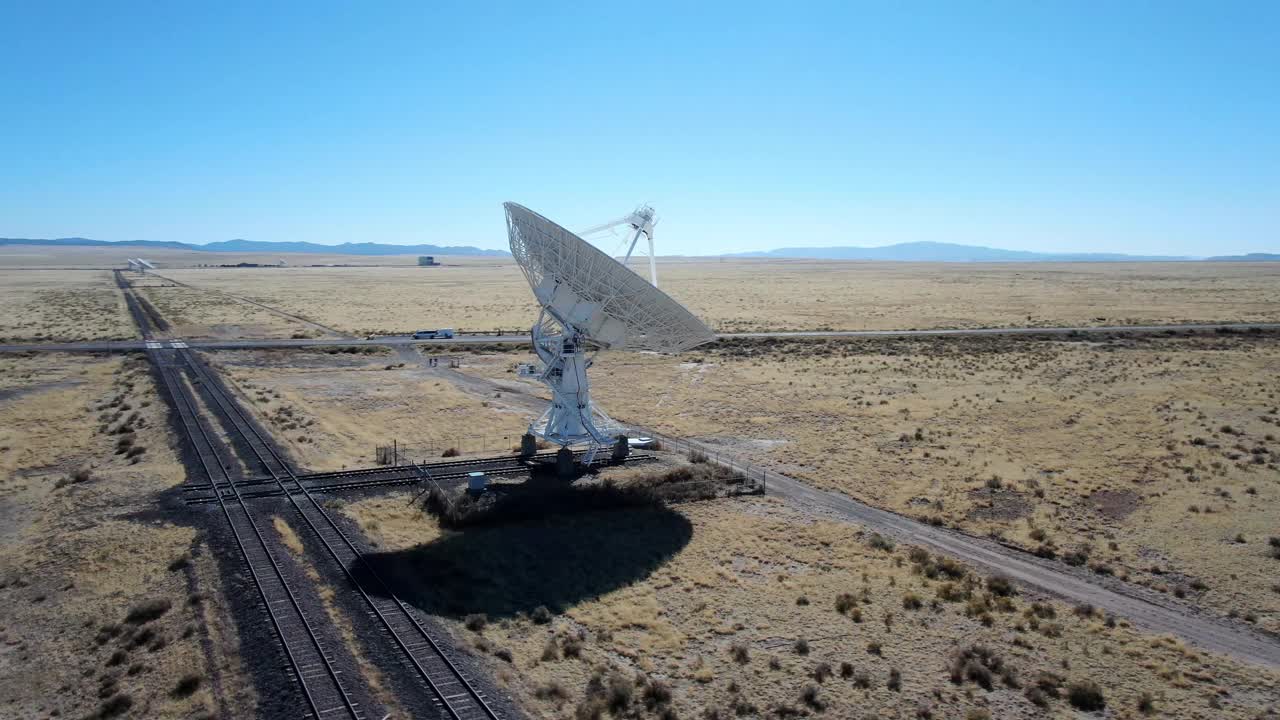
[{"xmin": 766, "ymin": 471, "xmax": 1280, "ymax": 668}]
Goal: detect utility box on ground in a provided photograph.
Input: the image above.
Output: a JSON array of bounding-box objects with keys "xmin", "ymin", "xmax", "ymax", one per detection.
[
  {"xmin": 611, "ymin": 435, "xmax": 630, "ymax": 462},
  {"xmin": 556, "ymin": 447, "xmax": 575, "ymax": 479},
  {"xmin": 467, "ymin": 472, "xmax": 487, "ymax": 494},
  {"xmin": 520, "ymin": 433, "xmax": 537, "ymax": 458}
]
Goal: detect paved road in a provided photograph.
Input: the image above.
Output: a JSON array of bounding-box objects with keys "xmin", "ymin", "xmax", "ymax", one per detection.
[
  {"xmin": 3, "ymin": 322, "xmax": 1279, "ymax": 354},
  {"xmin": 720, "ymin": 322, "xmax": 1280, "ymax": 338}
]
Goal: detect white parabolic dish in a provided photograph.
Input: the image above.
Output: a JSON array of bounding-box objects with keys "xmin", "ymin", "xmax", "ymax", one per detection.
[{"xmin": 505, "ymin": 202, "xmax": 715, "ymax": 354}]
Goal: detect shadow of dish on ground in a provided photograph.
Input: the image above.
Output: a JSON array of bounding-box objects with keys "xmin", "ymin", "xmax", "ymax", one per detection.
[{"xmin": 350, "ymin": 504, "xmax": 693, "ymax": 618}]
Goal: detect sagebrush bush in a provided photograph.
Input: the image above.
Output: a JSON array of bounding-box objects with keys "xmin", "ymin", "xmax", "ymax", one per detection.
[
  {"xmin": 170, "ymin": 674, "xmax": 201, "ymax": 699},
  {"xmin": 560, "ymin": 634, "xmax": 583, "ymax": 658},
  {"xmin": 867, "ymin": 533, "xmax": 895, "ymax": 552},
  {"xmin": 641, "ymin": 678, "xmax": 672, "ymax": 710},
  {"xmin": 1066, "ymin": 680, "xmax": 1106, "ymax": 711},
  {"xmin": 949, "ymin": 645, "xmax": 1016, "ymax": 691},
  {"xmin": 799, "ymin": 684, "xmax": 824, "ymax": 710},
  {"xmin": 98, "ymin": 693, "xmax": 133, "ymax": 718},
  {"xmin": 124, "ymin": 598, "xmax": 171, "ymax": 625},
  {"xmin": 423, "ymin": 481, "xmax": 663, "ymax": 529},
  {"xmin": 534, "ymin": 681, "xmax": 568, "ymax": 701},
  {"xmin": 987, "ymin": 575, "xmax": 1015, "ymax": 597}
]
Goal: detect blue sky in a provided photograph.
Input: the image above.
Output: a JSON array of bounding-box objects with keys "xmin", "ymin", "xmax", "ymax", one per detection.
[{"xmin": 1, "ymin": 2, "xmax": 1276, "ymax": 256}]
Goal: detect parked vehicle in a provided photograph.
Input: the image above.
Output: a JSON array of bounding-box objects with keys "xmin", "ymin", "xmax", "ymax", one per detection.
[{"xmin": 412, "ymin": 328, "xmax": 455, "ymax": 339}]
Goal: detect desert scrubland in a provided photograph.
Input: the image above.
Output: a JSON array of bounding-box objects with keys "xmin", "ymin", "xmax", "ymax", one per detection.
[
  {"xmin": 207, "ymin": 347, "xmax": 533, "ymax": 471},
  {"xmin": 195, "ymin": 335, "xmax": 1280, "ymax": 715},
  {"xmin": 0, "ymin": 354, "xmax": 251, "ymax": 719},
  {"xmin": 341, "ymin": 489, "xmax": 1280, "ymax": 720},
  {"xmin": 133, "ymin": 275, "xmax": 331, "ymax": 341},
  {"xmin": 2, "ymin": 257, "xmax": 1279, "ymax": 719},
  {"xmin": 453, "ymin": 334, "xmax": 1280, "ymax": 634},
  {"xmin": 157, "ymin": 260, "xmax": 1280, "ymax": 335},
  {"xmin": 0, "ymin": 269, "xmax": 136, "ymax": 342}
]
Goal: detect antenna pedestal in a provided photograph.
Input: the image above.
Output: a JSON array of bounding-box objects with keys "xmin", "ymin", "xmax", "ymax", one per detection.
[{"xmin": 527, "ymin": 316, "xmax": 622, "ymax": 448}]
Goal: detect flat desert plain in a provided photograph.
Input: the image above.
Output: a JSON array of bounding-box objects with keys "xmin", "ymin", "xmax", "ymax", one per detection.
[
  {"xmin": 193, "ymin": 332, "xmax": 1280, "ymax": 716},
  {"xmin": 3, "ymin": 256, "xmax": 1280, "ymax": 719},
  {"xmin": 459, "ymin": 333, "xmax": 1280, "ymax": 633},
  {"xmin": 0, "ymin": 269, "xmax": 136, "ymax": 342},
  {"xmin": 152, "ymin": 260, "xmax": 1280, "ymax": 335},
  {"xmin": 0, "ymin": 354, "xmax": 252, "ymax": 719},
  {"xmin": 189, "ymin": 339, "xmax": 1280, "ymax": 718}
]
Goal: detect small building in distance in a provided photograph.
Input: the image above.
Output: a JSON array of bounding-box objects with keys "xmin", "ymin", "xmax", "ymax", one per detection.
[{"xmin": 418, "ymin": 256, "xmax": 439, "ymax": 266}]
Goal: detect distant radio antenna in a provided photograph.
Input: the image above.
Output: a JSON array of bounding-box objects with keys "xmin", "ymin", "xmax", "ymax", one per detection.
[{"xmin": 578, "ymin": 205, "xmax": 659, "ymax": 287}]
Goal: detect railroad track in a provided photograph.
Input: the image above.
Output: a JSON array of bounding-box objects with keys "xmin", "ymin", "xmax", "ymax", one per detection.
[
  {"xmin": 178, "ymin": 348, "xmax": 503, "ymax": 720},
  {"xmin": 114, "ymin": 270, "xmax": 168, "ymax": 338},
  {"xmin": 181, "ymin": 452, "xmax": 657, "ymax": 504},
  {"xmin": 154, "ymin": 348, "xmax": 365, "ymax": 719}
]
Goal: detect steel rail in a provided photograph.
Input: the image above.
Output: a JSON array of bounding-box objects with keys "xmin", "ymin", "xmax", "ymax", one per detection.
[
  {"xmin": 181, "ymin": 453, "xmax": 656, "ymax": 503},
  {"xmin": 182, "ymin": 454, "xmax": 657, "ymax": 505},
  {"xmin": 156, "ymin": 350, "xmax": 363, "ymax": 719},
  {"xmin": 179, "ymin": 349, "xmax": 502, "ymax": 720},
  {"xmin": 182, "ymin": 452, "xmax": 568, "ymax": 492}
]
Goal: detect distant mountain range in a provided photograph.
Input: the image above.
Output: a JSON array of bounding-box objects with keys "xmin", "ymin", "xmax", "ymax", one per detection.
[
  {"xmin": 727, "ymin": 241, "xmax": 1195, "ymax": 262},
  {"xmin": 2, "ymin": 236, "xmax": 1274, "ymax": 262},
  {"xmin": 0, "ymin": 237, "xmax": 509, "ymax": 257},
  {"xmin": 1204, "ymin": 253, "xmax": 1280, "ymax": 262}
]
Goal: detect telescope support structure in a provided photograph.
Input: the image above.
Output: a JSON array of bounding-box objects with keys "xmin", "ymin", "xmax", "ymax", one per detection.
[{"xmin": 527, "ymin": 309, "xmax": 622, "ymax": 453}]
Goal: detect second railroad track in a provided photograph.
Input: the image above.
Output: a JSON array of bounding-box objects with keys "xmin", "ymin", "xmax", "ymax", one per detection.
[{"xmin": 175, "ymin": 347, "xmax": 503, "ymax": 720}]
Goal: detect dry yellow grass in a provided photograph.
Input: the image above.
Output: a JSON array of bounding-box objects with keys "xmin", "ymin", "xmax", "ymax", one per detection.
[
  {"xmin": 157, "ymin": 260, "xmax": 1280, "ymax": 335},
  {"xmin": 0, "ymin": 269, "xmax": 136, "ymax": 341},
  {"xmin": 340, "ymin": 493, "xmax": 1280, "ymax": 719},
  {"xmin": 139, "ymin": 279, "xmax": 322, "ymax": 340},
  {"xmin": 206, "ymin": 347, "xmax": 532, "ymax": 471},
  {"xmin": 0, "ymin": 354, "xmax": 253, "ymax": 718},
  {"xmin": 200, "ymin": 332, "xmax": 1280, "ymax": 631},
  {"xmin": 162, "ymin": 265, "xmax": 536, "ymax": 336},
  {"xmin": 451, "ymin": 334, "xmax": 1280, "ymax": 633},
  {"xmin": 5, "ymin": 254, "xmax": 1277, "ymax": 340}
]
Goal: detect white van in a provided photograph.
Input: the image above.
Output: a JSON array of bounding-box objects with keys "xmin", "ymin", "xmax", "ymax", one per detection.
[{"xmin": 412, "ymin": 328, "xmax": 455, "ymax": 339}]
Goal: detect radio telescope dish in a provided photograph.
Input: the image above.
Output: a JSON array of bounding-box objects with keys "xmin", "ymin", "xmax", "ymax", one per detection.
[{"xmin": 505, "ymin": 202, "xmax": 715, "ymax": 450}]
